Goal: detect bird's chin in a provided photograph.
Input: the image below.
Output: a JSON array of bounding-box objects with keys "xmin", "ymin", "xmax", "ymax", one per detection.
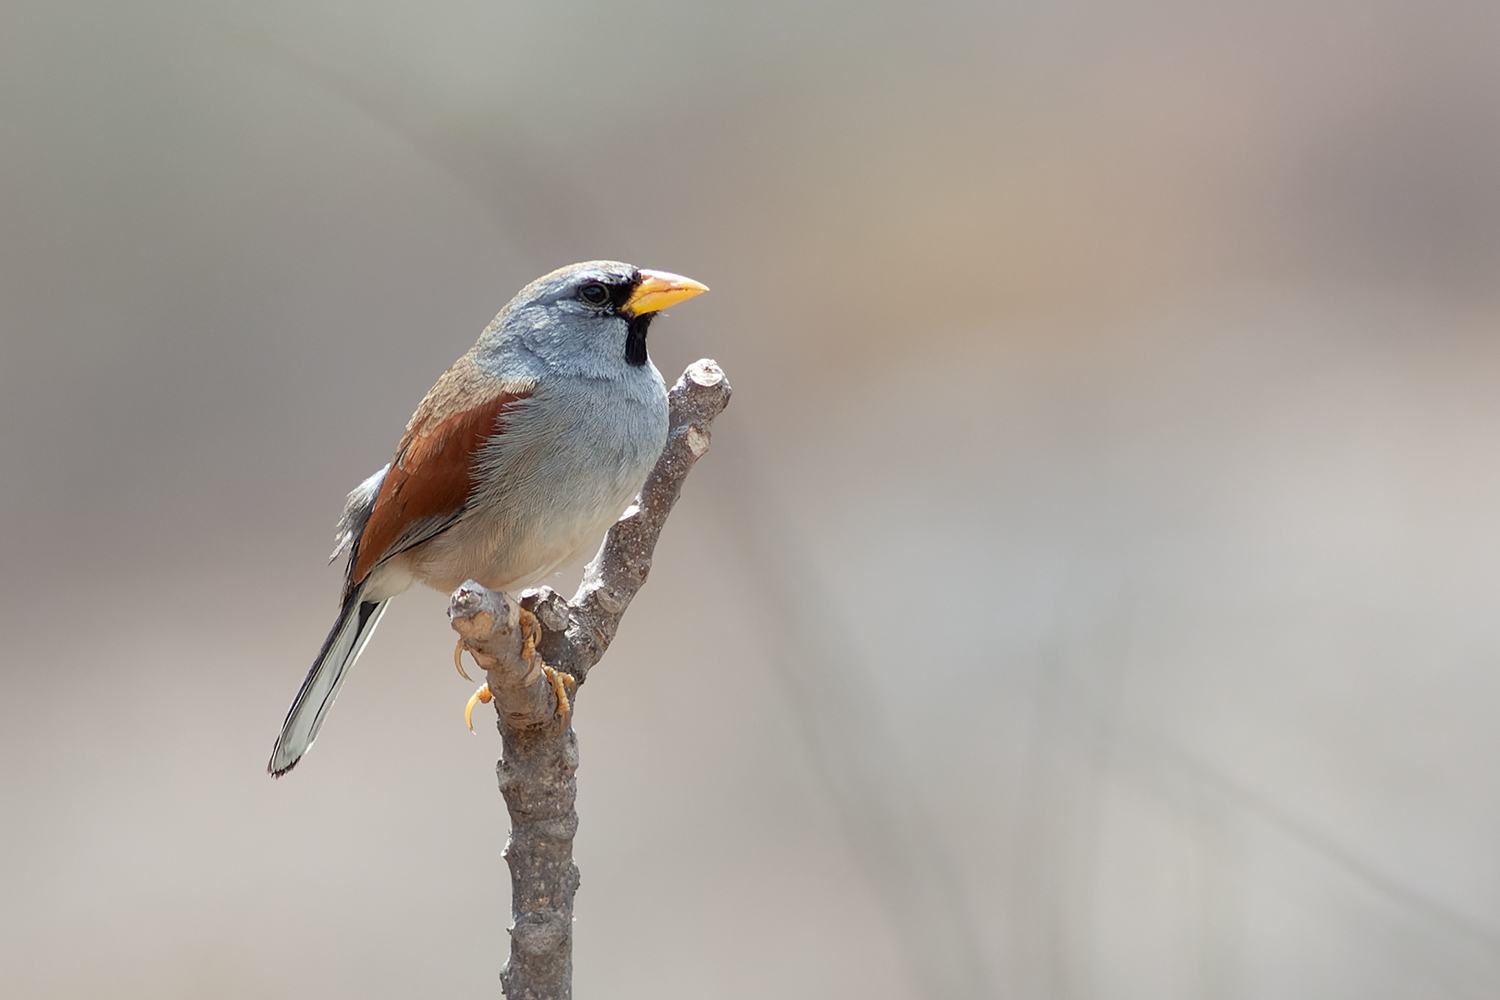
[{"xmin": 624, "ymin": 312, "xmax": 654, "ymax": 367}]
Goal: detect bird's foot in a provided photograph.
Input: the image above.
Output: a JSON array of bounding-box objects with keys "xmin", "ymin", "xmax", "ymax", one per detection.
[
  {"xmin": 454, "ymin": 638, "xmax": 475, "ymax": 682},
  {"xmin": 518, "ymin": 607, "xmax": 572, "ymax": 732},
  {"xmin": 461, "ymin": 609, "xmax": 572, "ymax": 734},
  {"xmin": 541, "ymin": 664, "xmax": 576, "ymax": 734},
  {"xmin": 465, "ymin": 684, "xmax": 492, "ymax": 733},
  {"xmin": 519, "ymin": 607, "xmax": 542, "ymax": 660}
]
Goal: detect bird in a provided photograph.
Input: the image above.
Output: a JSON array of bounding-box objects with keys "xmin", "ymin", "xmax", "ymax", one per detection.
[{"xmin": 267, "ymin": 261, "xmax": 708, "ymax": 776}]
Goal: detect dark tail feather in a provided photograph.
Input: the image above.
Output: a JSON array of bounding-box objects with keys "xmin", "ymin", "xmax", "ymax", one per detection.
[{"xmin": 268, "ymin": 593, "xmax": 390, "ymax": 777}]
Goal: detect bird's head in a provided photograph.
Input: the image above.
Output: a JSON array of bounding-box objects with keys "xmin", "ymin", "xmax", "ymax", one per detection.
[{"xmin": 480, "ymin": 260, "xmax": 708, "ymax": 379}]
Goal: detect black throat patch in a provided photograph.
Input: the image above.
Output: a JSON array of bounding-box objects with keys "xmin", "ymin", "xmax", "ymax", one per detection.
[{"xmin": 624, "ymin": 312, "xmax": 654, "ymax": 367}]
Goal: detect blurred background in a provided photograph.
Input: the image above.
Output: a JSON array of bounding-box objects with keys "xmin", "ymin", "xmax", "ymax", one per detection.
[{"xmin": 3, "ymin": 0, "xmax": 1500, "ymax": 997}]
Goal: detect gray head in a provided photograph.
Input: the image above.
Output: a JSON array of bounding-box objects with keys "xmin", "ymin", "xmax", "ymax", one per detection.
[{"xmin": 477, "ymin": 260, "xmax": 708, "ymax": 381}]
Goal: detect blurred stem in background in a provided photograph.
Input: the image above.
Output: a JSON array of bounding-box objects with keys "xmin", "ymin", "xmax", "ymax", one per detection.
[{"xmin": 712, "ymin": 447, "xmax": 996, "ymax": 1000}]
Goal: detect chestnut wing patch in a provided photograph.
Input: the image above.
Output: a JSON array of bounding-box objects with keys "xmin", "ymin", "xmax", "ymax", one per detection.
[{"xmin": 351, "ymin": 388, "xmax": 531, "ymax": 585}]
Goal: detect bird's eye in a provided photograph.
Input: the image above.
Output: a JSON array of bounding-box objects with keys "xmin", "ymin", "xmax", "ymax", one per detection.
[{"xmin": 578, "ymin": 282, "xmax": 611, "ymax": 306}]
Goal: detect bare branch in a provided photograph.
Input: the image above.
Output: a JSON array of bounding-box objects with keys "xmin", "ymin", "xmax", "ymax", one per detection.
[
  {"xmin": 524, "ymin": 358, "xmax": 732, "ymax": 684},
  {"xmin": 447, "ymin": 359, "xmax": 731, "ymax": 999},
  {"xmin": 449, "ymin": 586, "xmax": 560, "ymax": 733}
]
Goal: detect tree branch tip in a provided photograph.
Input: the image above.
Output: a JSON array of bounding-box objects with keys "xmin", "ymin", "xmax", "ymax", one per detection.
[
  {"xmin": 447, "ymin": 587, "xmax": 485, "ymax": 620},
  {"xmin": 685, "ymin": 358, "xmax": 725, "ymax": 387},
  {"xmin": 452, "ymin": 609, "xmax": 497, "ymax": 643},
  {"xmin": 448, "ymin": 579, "xmax": 511, "ymax": 621}
]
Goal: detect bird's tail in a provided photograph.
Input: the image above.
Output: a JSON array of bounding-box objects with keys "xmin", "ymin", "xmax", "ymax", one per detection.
[{"xmin": 268, "ymin": 593, "xmax": 390, "ymax": 777}]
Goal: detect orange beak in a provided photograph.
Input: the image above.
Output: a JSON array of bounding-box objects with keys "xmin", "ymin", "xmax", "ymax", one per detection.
[{"xmin": 623, "ymin": 269, "xmax": 709, "ymax": 316}]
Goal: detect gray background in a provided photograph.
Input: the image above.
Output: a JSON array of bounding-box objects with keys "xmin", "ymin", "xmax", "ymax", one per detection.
[{"xmin": 4, "ymin": 1, "xmax": 1500, "ymax": 997}]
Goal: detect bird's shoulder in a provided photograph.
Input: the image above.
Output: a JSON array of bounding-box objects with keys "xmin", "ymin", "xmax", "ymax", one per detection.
[{"xmin": 349, "ymin": 356, "xmax": 535, "ymax": 586}]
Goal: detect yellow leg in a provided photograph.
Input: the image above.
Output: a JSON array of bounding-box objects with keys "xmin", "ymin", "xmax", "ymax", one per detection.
[
  {"xmin": 461, "ymin": 610, "xmax": 572, "ymax": 735},
  {"xmin": 541, "ymin": 665, "xmax": 577, "ymax": 734},
  {"xmin": 520, "ymin": 608, "xmax": 541, "ymax": 661},
  {"xmin": 465, "ymin": 684, "xmax": 492, "ymax": 733},
  {"xmin": 454, "ymin": 639, "xmax": 474, "ymax": 682}
]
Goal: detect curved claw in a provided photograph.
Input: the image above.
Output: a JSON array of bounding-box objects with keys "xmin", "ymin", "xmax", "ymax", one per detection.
[
  {"xmin": 465, "ymin": 684, "xmax": 492, "ymax": 733},
  {"xmin": 520, "ymin": 608, "xmax": 541, "ymax": 661},
  {"xmin": 541, "ymin": 666, "xmax": 576, "ymax": 734},
  {"xmin": 454, "ymin": 639, "xmax": 474, "ymax": 682}
]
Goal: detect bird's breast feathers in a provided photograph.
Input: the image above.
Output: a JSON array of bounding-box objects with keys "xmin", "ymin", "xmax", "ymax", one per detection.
[{"xmin": 358, "ymin": 370, "xmax": 667, "ymax": 598}]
